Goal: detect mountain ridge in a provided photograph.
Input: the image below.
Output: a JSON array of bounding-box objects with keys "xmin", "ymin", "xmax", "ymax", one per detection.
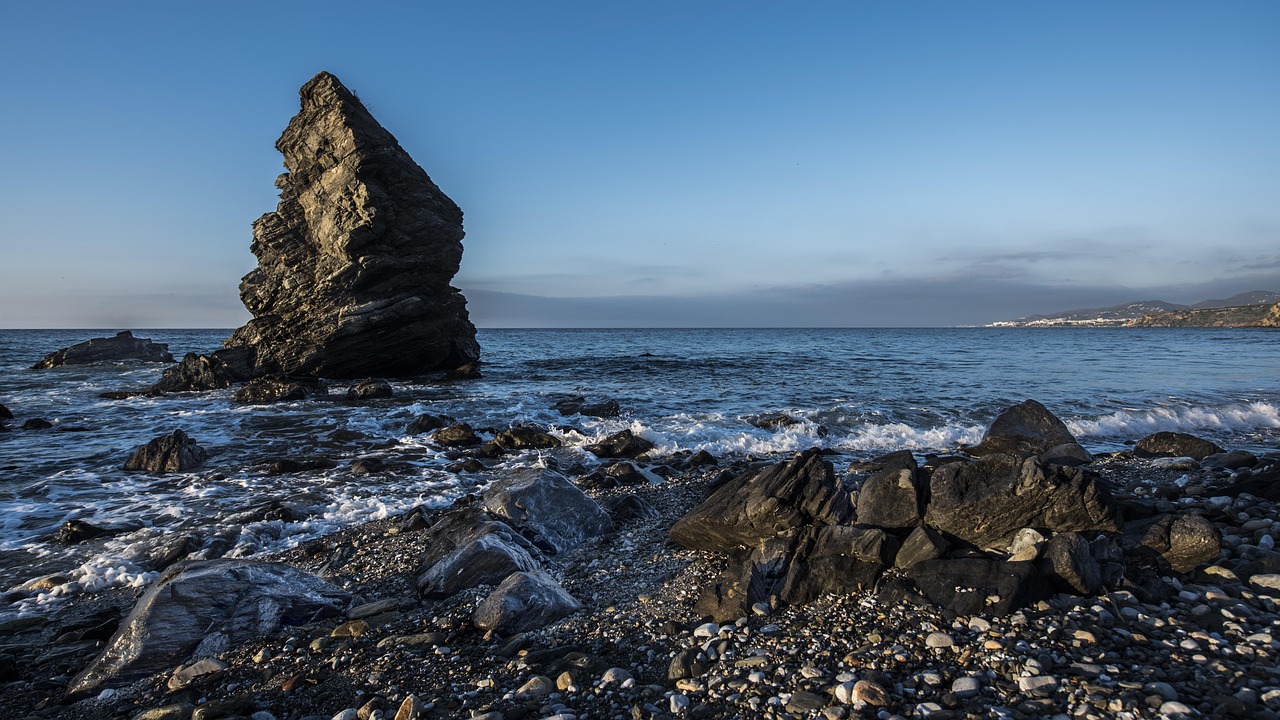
[{"xmin": 987, "ymin": 290, "xmax": 1280, "ymax": 327}]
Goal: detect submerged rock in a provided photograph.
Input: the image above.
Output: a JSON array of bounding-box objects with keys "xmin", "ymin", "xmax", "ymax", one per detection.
[
  {"xmin": 222, "ymin": 71, "xmax": 479, "ymax": 378},
  {"xmin": 585, "ymin": 429, "xmax": 655, "ymax": 459},
  {"xmin": 346, "ymin": 379, "xmax": 393, "ymax": 400},
  {"xmin": 232, "ymin": 375, "xmax": 326, "ymax": 404},
  {"xmin": 32, "ymin": 331, "xmax": 173, "ymax": 369},
  {"xmin": 554, "ymin": 397, "xmax": 621, "ymax": 418},
  {"xmin": 123, "ymin": 430, "xmax": 208, "ymax": 473},
  {"xmin": 965, "ymin": 399, "xmax": 1079, "ymax": 458},
  {"xmin": 66, "ymin": 560, "xmax": 348, "ymax": 698}
]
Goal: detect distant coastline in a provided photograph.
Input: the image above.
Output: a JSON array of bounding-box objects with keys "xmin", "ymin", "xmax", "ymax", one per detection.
[{"xmin": 986, "ymin": 290, "xmax": 1280, "ymax": 328}]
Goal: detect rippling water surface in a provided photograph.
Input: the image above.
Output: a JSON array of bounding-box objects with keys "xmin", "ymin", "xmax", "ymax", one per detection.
[{"xmin": 1, "ymin": 327, "xmax": 1277, "ymax": 615}]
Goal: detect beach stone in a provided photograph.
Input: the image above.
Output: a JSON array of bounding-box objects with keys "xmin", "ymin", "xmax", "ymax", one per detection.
[
  {"xmin": 856, "ymin": 467, "xmax": 924, "ymax": 529},
  {"xmin": 123, "ymin": 430, "xmax": 208, "ymax": 473},
  {"xmin": 405, "ymin": 413, "xmax": 453, "ymax": 435},
  {"xmin": 149, "ymin": 347, "xmax": 258, "ymax": 393},
  {"xmin": 925, "ymin": 453, "xmax": 1120, "ymax": 550},
  {"xmin": 670, "ymin": 449, "xmax": 853, "ymax": 553},
  {"xmin": 1018, "ymin": 675, "xmax": 1058, "ymax": 696},
  {"xmin": 1132, "ymin": 514, "xmax": 1222, "ymax": 573},
  {"xmin": 167, "ymin": 657, "xmax": 226, "ymax": 691},
  {"xmin": 393, "ymin": 694, "xmax": 424, "ymax": 720},
  {"xmin": 1134, "ymin": 432, "xmax": 1224, "ymax": 460},
  {"xmin": 492, "ymin": 426, "xmax": 562, "ymax": 451},
  {"xmin": 33, "ymin": 331, "xmax": 174, "ymax": 369},
  {"xmin": 925, "ymin": 632, "xmax": 954, "ymax": 648},
  {"xmin": 1041, "ymin": 532, "xmax": 1102, "ymax": 595},
  {"xmin": 345, "ymin": 379, "xmax": 392, "ymax": 399},
  {"xmin": 852, "ymin": 679, "xmax": 889, "ymax": 706},
  {"xmin": 599, "ymin": 667, "xmax": 633, "ymax": 686},
  {"xmin": 222, "ymin": 72, "xmax": 478, "ymax": 379},
  {"xmin": 131, "ymin": 704, "xmax": 195, "ymax": 720},
  {"xmin": 895, "ymin": 526, "xmax": 950, "ymax": 569},
  {"xmin": 1007, "ymin": 528, "xmax": 1047, "ymax": 561},
  {"xmin": 905, "ymin": 557, "xmax": 1046, "ymax": 616},
  {"xmin": 233, "ymin": 375, "xmax": 325, "ymax": 403},
  {"xmin": 473, "ymin": 570, "xmax": 582, "ymax": 635},
  {"xmin": 584, "ymin": 429, "xmax": 655, "ymax": 458},
  {"xmin": 787, "ymin": 691, "xmax": 826, "ymax": 713},
  {"xmin": 416, "ymin": 508, "xmax": 540, "ymax": 598},
  {"xmin": 483, "ymin": 467, "xmax": 612, "ymax": 553},
  {"xmin": 951, "ymin": 676, "xmax": 981, "ymax": 698},
  {"xmin": 966, "ymin": 400, "xmax": 1079, "ymax": 458},
  {"xmin": 554, "ymin": 397, "xmax": 621, "ymax": 418},
  {"xmin": 432, "ymin": 422, "xmax": 480, "ymax": 447},
  {"xmin": 602, "ymin": 494, "xmax": 660, "ymax": 523},
  {"xmin": 66, "ymin": 559, "xmax": 348, "ymax": 698}
]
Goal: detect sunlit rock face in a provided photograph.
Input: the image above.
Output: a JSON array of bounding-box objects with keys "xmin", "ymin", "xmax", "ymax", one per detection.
[{"xmin": 224, "ymin": 71, "xmax": 479, "ymax": 378}]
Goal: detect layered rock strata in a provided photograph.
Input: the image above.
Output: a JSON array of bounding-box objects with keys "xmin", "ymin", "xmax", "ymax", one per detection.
[{"xmin": 33, "ymin": 331, "xmax": 173, "ymax": 369}]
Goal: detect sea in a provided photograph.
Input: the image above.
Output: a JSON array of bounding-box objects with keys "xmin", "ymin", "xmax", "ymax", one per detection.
[{"xmin": 1, "ymin": 327, "xmax": 1278, "ymax": 619}]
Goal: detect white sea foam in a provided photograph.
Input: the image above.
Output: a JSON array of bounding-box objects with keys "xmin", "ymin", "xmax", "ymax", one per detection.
[{"xmin": 1068, "ymin": 402, "xmax": 1280, "ymax": 438}]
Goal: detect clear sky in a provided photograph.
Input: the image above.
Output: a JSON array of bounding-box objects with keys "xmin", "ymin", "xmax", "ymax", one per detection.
[{"xmin": 2, "ymin": 1, "xmax": 1278, "ymax": 327}]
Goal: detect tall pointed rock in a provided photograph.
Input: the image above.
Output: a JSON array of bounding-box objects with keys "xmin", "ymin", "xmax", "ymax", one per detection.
[{"xmin": 224, "ymin": 71, "xmax": 479, "ymax": 378}]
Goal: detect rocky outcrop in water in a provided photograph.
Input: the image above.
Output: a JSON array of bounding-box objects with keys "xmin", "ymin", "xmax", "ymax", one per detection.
[
  {"xmin": 33, "ymin": 331, "xmax": 173, "ymax": 369},
  {"xmin": 221, "ymin": 71, "xmax": 479, "ymax": 379},
  {"xmin": 123, "ymin": 430, "xmax": 208, "ymax": 472}
]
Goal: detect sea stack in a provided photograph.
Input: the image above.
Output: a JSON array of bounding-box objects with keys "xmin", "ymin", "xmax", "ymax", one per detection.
[{"xmin": 223, "ymin": 71, "xmax": 479, "ymax": 378}]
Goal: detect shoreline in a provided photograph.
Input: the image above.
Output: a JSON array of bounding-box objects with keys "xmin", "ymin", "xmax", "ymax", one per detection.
[{"xmin": 3, "ymin": 445, "xmax": 1280, "ymax": 720}]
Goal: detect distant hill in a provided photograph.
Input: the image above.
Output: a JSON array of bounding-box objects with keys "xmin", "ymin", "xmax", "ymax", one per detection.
[
  {"xmin": 1127, "ymin": 302, "xmax": 1280, "ymax": 328},
  {"xmin": 987, "ymin": 290, "xmax": 1280, "ymax": 327}
]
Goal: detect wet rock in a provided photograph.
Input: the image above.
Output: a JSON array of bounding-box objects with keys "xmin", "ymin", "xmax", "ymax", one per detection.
[
  {"xmin": 146, "ymin": 533, "xmax": 200, "ymax": 572},
  {"xmin": 123, "ymin": 430, "xmax": 208, "ymax": 473},
  {"xmin": 585, "ymin": 429, "xmax": 655, "ymax": 458},
  {"xmin": 965, "ymin": 399, "xmax": 1079, "ymax": 458},
  {"xmin": 685, "ymin": 449, "xmax": 719, "ymax": 468},
  {"xmin": 1039, "ymin": 442, "xmax": 1094, "ymax": 467},
  {"xmin": 1134, "ymin": 432, "xmax": 1225, "ymax": 460},
  {"xmin": 904, "ymin": 558, "xmax": 1046, "ymax": 615},
  {"xmin": 1041, "ymin": 532, "xmax": 1102, "ymax": 594},
  {"xmin": 66, "ymin": 559, "xmax": 348, "ymax": 698},
  {"xmin": 554, "ymin": 397, "xmax": 621, "ymax": 418},
  {"xmin": 56, "ymin": 520, "xmax": 109, "ymax": 545},
  {"xmin": 406, "ymin": 413, "xmax": 454, "ymax": 435},
  {"xmin": 233, "ymin": 375, "xmax": 326, "ymax": 403},
  {"xmin": 432, "ymin": 422, "xmax": 480, "ymax": 447},
  {"xmin": 445, "ymin": 361, "xmax": 482, "ymax": 380},
  {"xmin": 750, "ymin": 412, "xmax": 802, "ymax": 430},
  {"xmin": 492, "ymin": 426, "xmax": 562, "ymax": 451},
  {"xmin": 1201, "ymin": 450, "xmax": 1258, "ymax": 470},
  {"xmin": 149, "ymin": 347, "xmax": 258, "ymax": 393},
  {"xmin": 473, "ymin": 570, "xmax": 582, "ymax": 635},
  {"xmin": 0, "ymin": 402, "xmax": 10, "ymax": 420},
  {"xmin": 483, "ymin": 468, "xmax": 613, "ymax": 553},
  {"xmin": 22, "ymin": 418, "xmax": 53, "ymax": 430},
  {"xmin": 32, "ymin": 331, "xmax": 174, "ymax": 369},
  {"xmin": 416, "ymin": 508, "xmax": 540, "ymax": 598},
  {"xmin": 346, "ymin": 379, "xmax": 393, "ymax": 400},
  {"xmin": 350, "ymin": 457, "xmax": 386, "ymax": 475},
  {"xmin": 925, "ymin": 453, "xmax": 1120, "ymax": 550},
  {"xmin": 856, "ymin": 467, "xmax": 925, "ymax": 529},
  {"xmin": 222, "ymin": 71, "xmax": 478, "ymax": 378},
  {"xmin": 669, "ymin": 449, "xmax": 854, "ymax": 553},
  {"xmin": 260, "ymin": 458, "xmax": 338, "ymax": 475}
]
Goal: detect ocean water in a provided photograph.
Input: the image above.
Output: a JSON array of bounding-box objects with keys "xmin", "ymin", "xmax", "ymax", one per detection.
[{"xmin": 1, "ymin": 327, "xmax": 1278, "ymax": 617}]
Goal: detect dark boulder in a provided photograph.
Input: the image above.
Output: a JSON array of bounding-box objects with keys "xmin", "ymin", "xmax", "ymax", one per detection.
[
  {"xmin": 750, "ymin": 413, "xmax": 803, "ymax": 430},
  {"xmin": 149, "ymin": 347, "xmax": 258, "ymax": 393},
  {"xmin": 22, "ymin": 418, "xmax": 53, "ymax": 430},
  {"xmin": 346, "ymin": 379, "xmax": 393, "ymax": 400},
  {"xmin": 350, "ymin": 457, "xmax": 386, "ymax": 475},
  {"xmin": 856, "ymin": 467, "xmax": 925, "ymax": 529},
  {"xmin": 1134, "ymin": 432, "xmax": 1225, "ymax": 461},
  {"xmin": 472, "ymin": 570, "xmax": 582, "ymax": 635},
  {"xmin": 406, "ymin": 413, "xmax": 454, "ymax": 435},
  {"xmin": 775, "ymin": 525, "xmax": 897, "ymax": 606},
  {"xmin": 445, "ymin": 362, "xmax": 482, "ymax": 380},
  {"xmin": 66, "ymin": 559, "xmax": 348, "ymax": 698},
  {"xmin": 685, "ymin": 449, "xmax": 719, "ymax": 468},
  {"xmin": 670, "ymin": 449, "xmax": 853, "ymax": 553},
  {"xmin": 904, "ymin": 558, "xmax": 1047, "ymax": 616},
  {"xmin": 966, "ymin": 400, "xmax": 1079, "ymax": 458},
  {"xmin": 1201, "ymin": 450, "xmax": 1258, "ymax": 470},
  {"xmin": 585, "ymin": 429, "xmax": 655, "ymax": 459},
  {"xmin": 260, "ymin": 458, "xmax": 338, "ymax": 475},
  {"xmin": 233, "ymin": 375, "xmax": 326, "ymax": 404},
  {"xmin": 603, "ymin": 494, "xmax": 660, "ymax": 523},
  {"xmin": 1039, "ymin": 443, "xmax": 1094, "ymax": 467},
  {"xmin": 1041, "ymin": 532, "xmax": 1102, "ymax": 595},
  {"xmin": 1219, "ymin": 462, "xmax": 1280, "ymax": 500},
  {"xmin": 432, "ymin": 422, "xmax": 481, "ymax": 447},
  {"xmin": 32, "ymin": 331, "xmax": 173, "ymax": 369},
  {"xmin": 416, "ymin": 508, "xmax": 541, "ymax": 598},
  {"xmin": 221, "ymin": 71, "xmax": 479, "ymax": 379},
  {"xmin": 1128, "ymin": 514, "xmax": 1222, "ymax": 574},
  {"xmin": 123, "ymin": 430, "xmax": 208, "ymax": 473},
  {"xmin": 482, "ymin": 468, "xmax": 613, "ymax": 553},
  {"xmin": 56, "ymin": 520, "xmax": 109, "ymax": 545},
  {"xmin": 894, "ymin": 525, "xmax": 950, "ymax": 569},
  {"xmin": 924, "ymin": 453, "xmax": 1120, "ymax": 550},
  {"xmin": 0, "ymin": 402, "xmax": 11, "ymax": 420},
  {"xmin": 493, "ymin": 426, "xmax": 562, "ymax": 451},
  {"xmin": 554, "ymin": 397, "xmax": 621, "ymax": 418}
]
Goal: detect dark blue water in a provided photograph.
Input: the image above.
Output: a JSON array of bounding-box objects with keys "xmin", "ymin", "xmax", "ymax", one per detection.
[{"xmin": 1, "ymin": 327, "xmax": 1277, "ymax": 616}]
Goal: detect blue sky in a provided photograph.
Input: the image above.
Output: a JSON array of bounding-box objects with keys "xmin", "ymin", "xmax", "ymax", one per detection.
[{"xmin": 2, "ymin": 1, "xmax": 1278, "ymax": 327}]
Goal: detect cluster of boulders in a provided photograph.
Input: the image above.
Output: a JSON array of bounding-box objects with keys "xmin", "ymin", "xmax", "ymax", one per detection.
[{"xmin": 671, "ymin": 400, "xmax": 1225, "ymax": 622}]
